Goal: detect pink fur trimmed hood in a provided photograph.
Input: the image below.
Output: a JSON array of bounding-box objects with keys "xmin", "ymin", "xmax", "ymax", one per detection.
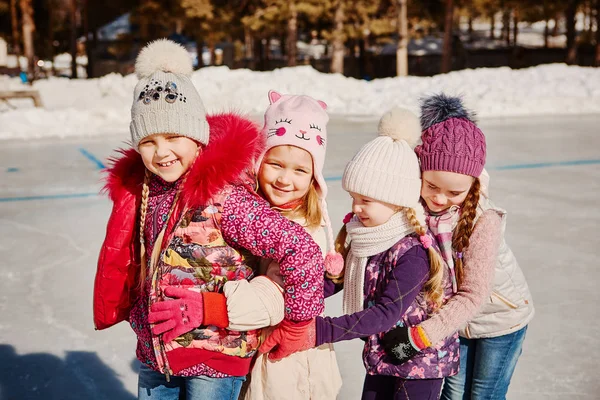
[{"xmin": 103, "ymin": 112, "xmax": 264, "ymax": 206}]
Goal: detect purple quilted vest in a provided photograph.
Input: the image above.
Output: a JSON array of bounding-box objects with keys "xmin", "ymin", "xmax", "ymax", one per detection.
[{"xmin": 362, "ymin": 234, "xmax": 460, "ymax": 379}]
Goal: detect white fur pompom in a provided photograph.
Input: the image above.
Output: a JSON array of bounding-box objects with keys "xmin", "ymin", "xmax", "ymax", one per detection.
[
  {"xmin": 377, "ymin": 107, "xmax": 422, "ymax": 149},
  {"xmin": 135, "ymin": 39, "xmax": 193, "ymax": 79}
]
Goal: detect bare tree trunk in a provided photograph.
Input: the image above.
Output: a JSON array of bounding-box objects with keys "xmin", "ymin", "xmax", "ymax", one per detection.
[
  {"xmin": 330, "ymin": 0, "xmax": 345, "ymax": 74},
  {"xmin": 552, "ymin": 12, "xmax": 560, "ymax": 36},
  {"xmin": 543, "ymin": 0, "xmax": 549, "ymax": 48},
  {"xmin": 19, "ymin": 0, "xmax": 34, "ymax": 79},
  {"xmin": 244, "ymin": 28, "xmax": 253, "ymax": 60},
  {"xmin": 503, "ymin": 10, "xmax": 510, "ymax": 45},
  {"xmin": 595, "ymin": 0, "xmax": 600, "ymax": 66},
  {"xmin": 468, "ymin": 14, "xmax": 473, "ymax": 42},
  {"xmin": 195, "ymin": 34, "xmax": 205, "ymax": 68},
  {"xmin": 286, "ymin": 2, "xmax": 297, "ymax": 66},
  {"xmin": 441, "ymin": 0, "xmax": 454, "ymax": 73},
  {"xmin": 47, "ymin": 0, "xmax": 55, "ymax": 75},
  {"xmin": 70, "ymin": 0, "xmax": 78, "ymax": 78},
  {"xmin": 82, "ymin": 0, "xmax": 92, "ymax": 78},
  {"xmin": 10, "ymin": 0, "xmax": 20, "ymax": 54},
  {"xmin": 512, "ymin": 7, "xmax": 519, "ymax": 46},
  {"xmin": 396, "ymin": 0, "xmax": 408, "ymax": 76},
  {"xmin": 566, "ymin": 0, "xmax": 580, "ymax": 64},
  {"xmin": 490, "ymin": 12, "xmax": 495, "ymax": 39}
]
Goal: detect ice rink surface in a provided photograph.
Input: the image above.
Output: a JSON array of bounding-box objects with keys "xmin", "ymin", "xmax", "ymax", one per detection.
[{"xmin": 1, "ymin": 114, "xmax": 599, "ymax": 399}]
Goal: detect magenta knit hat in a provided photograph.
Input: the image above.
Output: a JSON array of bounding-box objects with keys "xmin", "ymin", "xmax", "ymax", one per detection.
[{"xmin": 415, "ymin": 94, "xmax": 486, "ymax": 177}]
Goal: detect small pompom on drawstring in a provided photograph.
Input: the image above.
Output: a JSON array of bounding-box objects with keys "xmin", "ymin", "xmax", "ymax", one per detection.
[
  {"xmin": 343, "ymin": 212, "xmax": 354, "ymax": 224},
  {"xmin": 322, "ymin": 203, "xmax": 344, "ymax": 276},
  {"xmin": 420, "ymin": 234, "xmax": 433, "ymax": 249},
  {"xmin": 325, "ymin": 253, "xmax": 344, "ymax": 276}
]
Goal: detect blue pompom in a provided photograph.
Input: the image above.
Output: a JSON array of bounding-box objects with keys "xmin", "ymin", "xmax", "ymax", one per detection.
[{"xmin": 420, "ymin": 93, "xmax": 477, "ymax": 130}]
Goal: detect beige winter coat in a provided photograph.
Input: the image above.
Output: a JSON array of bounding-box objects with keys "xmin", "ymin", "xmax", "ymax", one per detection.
[
  {"xmin": 460, "ymin": 197, "xmax": 535, "ymax": 339},
  {"xmin": 224, "ymin": 218, "xmax": 342, "ymax": 399}
]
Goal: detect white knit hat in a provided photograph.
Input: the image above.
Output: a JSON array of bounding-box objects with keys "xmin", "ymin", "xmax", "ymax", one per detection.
[
  {"xmin": 342, "ymin": 107, "xmax": 422, "ymax": 208},
  {"xmin": 130, "ymin": 39, "xmax": 210, "ymax": 149}
]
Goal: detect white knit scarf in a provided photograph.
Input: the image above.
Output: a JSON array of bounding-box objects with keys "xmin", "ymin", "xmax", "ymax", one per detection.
[{"xmin": 342, "ymin": 206, "xmax": 426, "ymax": 315}]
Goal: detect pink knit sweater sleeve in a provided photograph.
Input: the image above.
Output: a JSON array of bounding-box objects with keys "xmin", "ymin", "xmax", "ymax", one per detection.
[
  {"xmin": 419, "ymin": 210, "xmax": 502, "ymax": 345},
  {"xmin": 221, "ymin": 186, "xmax": 325, "ymax": 321}
]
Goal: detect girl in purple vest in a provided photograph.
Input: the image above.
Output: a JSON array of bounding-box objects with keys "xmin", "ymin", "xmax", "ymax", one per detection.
[{"xmin": 260, "ymin": 108, "xmax": 460, "ymax": 400}]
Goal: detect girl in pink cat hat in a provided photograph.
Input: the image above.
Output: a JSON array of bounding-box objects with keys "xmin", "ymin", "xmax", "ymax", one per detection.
[{"xmin": 201, "ymin": 90, "xmax": 344, "ymax": 399}]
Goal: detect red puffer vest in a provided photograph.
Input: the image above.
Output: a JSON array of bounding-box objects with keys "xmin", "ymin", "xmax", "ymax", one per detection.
[{"xmin": 93, "ymin": 113, "xmax": 264, "ymax": 331}]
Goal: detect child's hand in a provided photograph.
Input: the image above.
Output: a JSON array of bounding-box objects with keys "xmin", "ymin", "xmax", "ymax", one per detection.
[
  {"xmin": 381, "ymin": 325, "xmax": 421, "ymax": 364},
  {"xmin": 148, "ymin": 287, "xmax": 204, "ymax": 343},
  {"xmin": 259, "ymin": 319, "xmax": 316, "ymax": 361}
]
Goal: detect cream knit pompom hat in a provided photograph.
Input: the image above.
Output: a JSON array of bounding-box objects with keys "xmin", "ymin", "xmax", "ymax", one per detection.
[
  {"xmin": 130, "ymin": 39, "xmax": 210, "ymax": 149},
  {"xmin": 342, "ymin": 107, "xmax": 422, "ymax": 208}
]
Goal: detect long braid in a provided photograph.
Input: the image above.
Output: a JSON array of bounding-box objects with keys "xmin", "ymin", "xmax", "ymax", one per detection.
[
  {"xmin": 138, "ymin": 169, "xmax": 151, "ymax": 288},
  {"xmin": 405, "ymin": 207, "xmax": 445, "ymax": 310},
  {"xmin": 452, "ymin": 178, "xmax": 481, "ymax": 287}
]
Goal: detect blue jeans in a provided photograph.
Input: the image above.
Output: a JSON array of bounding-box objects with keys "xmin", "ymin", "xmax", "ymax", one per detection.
[
  {"xmin": 137, "ymin": 364, "xmax": 245, "ymax": 400},
  {"xmin": 441, "ymin": 326, "xmax": 528, "ymax": 400}
]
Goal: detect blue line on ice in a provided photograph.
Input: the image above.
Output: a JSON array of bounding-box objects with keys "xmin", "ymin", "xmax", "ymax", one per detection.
[
  {"xmin": 0, "ymin": 193, "xmax": 98, "ymax": 202},
  {"xmin": 79, "ymin": 148, "xmax": 106, "ymax": 170},
  {"xmin": 323, "ymin": 158, "xmax": 600, "ymax": 181},
  {"xmin": 1, "ymin": 158, "xmax": 599, "ymax": 202}
]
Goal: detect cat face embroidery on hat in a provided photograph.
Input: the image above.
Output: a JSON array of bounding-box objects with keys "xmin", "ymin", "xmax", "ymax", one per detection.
[
  {"xmin": 138, "ymin": 78, "xmax": 187, "ymax": 105},
  {"xmin": 258, "ymin": 90, "xmax": 330, "ymax": 198},
  {"xmin": 264, "ymin": 91, "xmax": 328, "ymax": 150}
]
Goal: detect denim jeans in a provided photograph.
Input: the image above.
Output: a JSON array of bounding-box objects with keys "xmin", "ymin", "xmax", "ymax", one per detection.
[
  {"xmin": 138, "ymin": 364, "xmax": 245, "ymax": 400},
  {"xmin": 441, "ymin": 326, "xmax": 528, "ymax": 400}
]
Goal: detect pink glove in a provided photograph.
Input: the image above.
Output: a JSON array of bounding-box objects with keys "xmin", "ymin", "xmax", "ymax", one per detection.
[
  {"xmin": 148, "ymin": 287, "xmax": 204, "ymax": 343},
  {"xmin": 259, "ymin": 319, "xmax": 316, "ymax": 361}
]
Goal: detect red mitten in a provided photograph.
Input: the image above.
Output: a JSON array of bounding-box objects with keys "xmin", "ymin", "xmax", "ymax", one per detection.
[
  {"xmin": 148, "ymin": 287, "xmax": 204, "ymax": 343},
  {"xmin": 259, "ymin": 319, "xmax": 316, "ymax": 361}
]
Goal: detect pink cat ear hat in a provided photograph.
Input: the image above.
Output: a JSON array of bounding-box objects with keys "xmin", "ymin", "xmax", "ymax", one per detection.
[{"xmin": 255, "ymin": 90, "xmax": 343, "ymax": 276}]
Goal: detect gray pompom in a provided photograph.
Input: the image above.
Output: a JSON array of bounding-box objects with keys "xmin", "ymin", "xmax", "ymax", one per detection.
[{"xmin": 420, "ymin": 93, "xmax": 477, "ymax": 130}]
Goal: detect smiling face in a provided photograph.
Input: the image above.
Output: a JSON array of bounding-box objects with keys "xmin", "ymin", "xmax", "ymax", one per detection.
[
  {"xmin": 257, "ymin": 145, "xmax": 314, "ymax": 207},
  {"xmin": 138, "ymin": 134, "xmax": 199, "ymax": 182},
  {"xmin": 349, "ymin": 192, "xmax": 399, "ymax": 227},
  {"xmin": 421, "ymin": 170, "xmax": 474, "ymax": 213}
]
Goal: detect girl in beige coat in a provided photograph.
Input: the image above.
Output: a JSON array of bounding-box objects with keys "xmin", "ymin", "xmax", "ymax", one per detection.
[{"xmin": 221, "ymin": 91, "xmax": 343, "ymax": 399}]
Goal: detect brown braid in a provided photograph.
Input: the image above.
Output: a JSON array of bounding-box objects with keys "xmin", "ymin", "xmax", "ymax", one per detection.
[
  {"xmin": 452, "ymin": 178, "xmax": 481, "ymax": 287},
  {"xmin": 326, "ymin": 225, "xmax": 349, "ymax": 284},
  {"xmin": 405, "ymin": 207, "xmax": 445, "ymax": 310},
  {"xmin": 138, "ymin": 170, "xmax": 151, "ymax": 288}
]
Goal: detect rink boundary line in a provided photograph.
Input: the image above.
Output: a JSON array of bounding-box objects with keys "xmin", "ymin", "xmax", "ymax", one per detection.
[
  {"xmin": 2, "ymin": 158, "xmax": 599, "ymax": 202},
  {"xmin": 0, "ymin": 192, "xmax": 99, "ymax": 202},
  {"xmin": 79, "ymin": 148, "xmax": 106, "ymax": 170},
  {"xmin": 323, "ymin": 158, "xmax": 600, "ymax": 181}
]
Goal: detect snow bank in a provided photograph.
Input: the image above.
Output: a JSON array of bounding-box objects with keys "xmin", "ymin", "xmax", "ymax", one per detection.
[{"xmin": 1, "ymin": 63, "xmax": 599, "ymax": 140}]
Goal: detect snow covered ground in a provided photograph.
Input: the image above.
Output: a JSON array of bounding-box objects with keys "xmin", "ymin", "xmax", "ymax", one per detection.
[
  {"xmin": 0, "ymin": 113, "xmax": 599, "ymax": 399},
  {"xmin": 1, "ymin": 63, "xmax": 600, "ymax": 141}
]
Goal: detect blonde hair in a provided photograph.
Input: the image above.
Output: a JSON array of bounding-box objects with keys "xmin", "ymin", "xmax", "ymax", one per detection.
[
  {"xmin": 331, "ymin": 207, "xmax": 445, "ymax": 309},
  {"xmin": 452, "ymin": 177, "xmax": 481, "ymax": 287},
  {"xmin": 137, "ymin": 169, "xmax": 186, "ymax": 290},
  {"xmin": 405, "ymin": 207, "xmax": 445, "ymax": 311},
  {"xmin": 138, "ymin": 170, "xmax": 151, "ymax": 288}
]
